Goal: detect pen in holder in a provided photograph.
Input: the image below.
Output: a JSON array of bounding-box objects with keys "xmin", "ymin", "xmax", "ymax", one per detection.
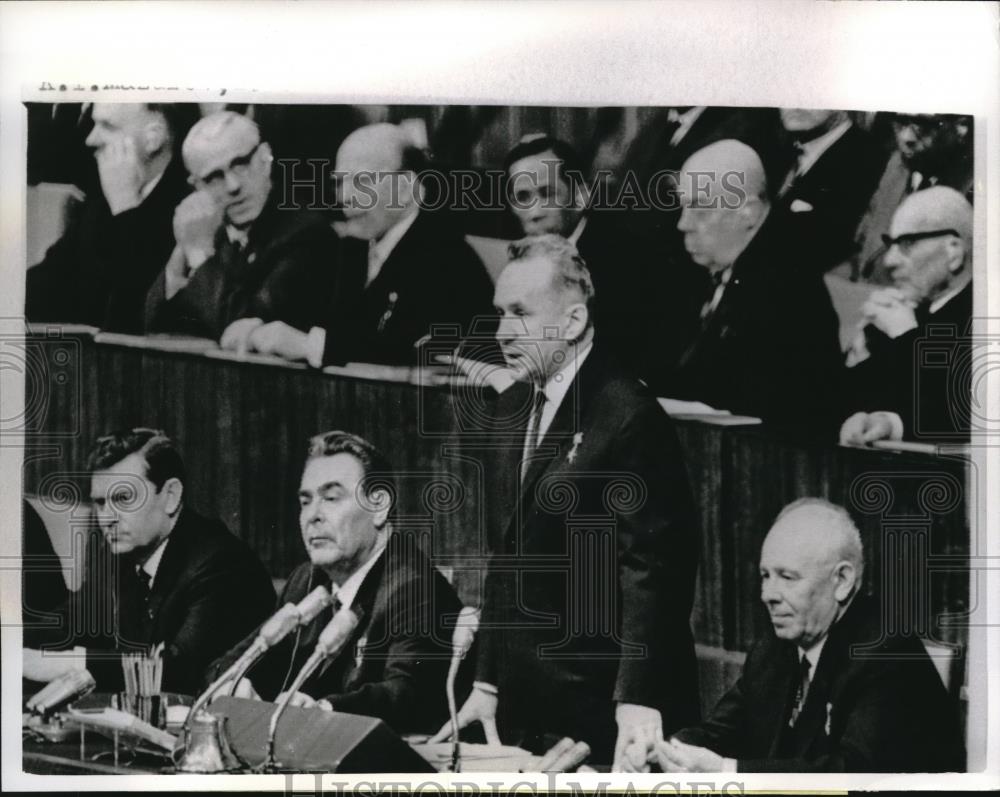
[{"xmin": 115, "ymin": 643, "xmax": 166, "ymax": 729}]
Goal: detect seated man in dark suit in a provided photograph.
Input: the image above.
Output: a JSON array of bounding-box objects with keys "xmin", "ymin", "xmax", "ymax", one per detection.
[
  {"xmin": 144, "ymin": 110, "xmax": 339, "ymax": 340},
  {"xmin": 208, "ymin": 430, "xmax": 467, "ymax": 735},
  {"xmin": 654, "ymin": 498, "xmax": 964, "ymax": 773},
  {"xmin": 665, "ymin": 140, "xmax": 844, "ymax": 434},
  {"xmin": 773, "ymin": 108, "xmax": 886, "ymax": 272},
  {"xmin": 26, "ymin": 103, "xmax": 196, "ymax": 334},
  {"xmin": 502, "ymin": 135, "xmax": 703, "ymax": 389},
  {"xmin": 22, "ymin": 428, "xmax": 275, "ymax": 695},
  {"xmin": 840, "ymin": 187, "xmax": 973, "ymax": 445},
  {"xmin": 240, "ymin": 123, "xmax": 496, "ymax": 366}
]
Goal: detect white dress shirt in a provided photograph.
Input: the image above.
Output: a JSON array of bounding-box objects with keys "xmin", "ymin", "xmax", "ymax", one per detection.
[{"xmin": 527, "ymin": 341, "xmax": 594, "ymax": 449}]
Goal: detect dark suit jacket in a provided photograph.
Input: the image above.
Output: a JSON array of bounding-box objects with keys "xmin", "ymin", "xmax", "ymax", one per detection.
[
  {"xmin": 574, "ymin": 214, "xmax": 707, "ymax": 393},
  {"xmin": 321, "ymin": 210, "xmax": 497, "ymax": 366},
  {"xmin": 33, "ymin": 507, "xmax": 275, "ymax": 696},
  {"xmin": 674, "ymin": 596, "xmax": 965, "ymax": 772},
  {"xmin": 21, "ymin": 500, "xmax": 69, "ymax": 649},
  {"xmin": 844, "ymin": 282, "xmax": 972, "ymax": 441},
  {"xmin": 144, "ymin": 200, "xmax": 339, "ymax": 339},
  {"xmin": 475, "ymin": 346, "xmax": 701, "ymax": 758},
  {"xmin": 774, "ymin": 124, "xmax": 887, "ymax": 272},
  {"xmin": 26, "ymin": 157, "xmax": 191, "ymax": 334},
  {"xmin": 665, "ymin": 213, "xmax": 845, "ymax": 437},
  {"xmin": 207, "ymin": 535, "xmax": 468, "ymax": 734}
]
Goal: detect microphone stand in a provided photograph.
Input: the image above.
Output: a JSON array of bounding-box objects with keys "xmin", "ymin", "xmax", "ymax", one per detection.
[
  {"xmin": 261, "ymin": 607, "xmax": 359, "ymax": 772},
  {"xmin": 447, "ymin": 606, "xmax": 479, "ymax": 773},
  {"xmin": 180, "ymin": 587, "xmax": 333, "ymax": 745}
]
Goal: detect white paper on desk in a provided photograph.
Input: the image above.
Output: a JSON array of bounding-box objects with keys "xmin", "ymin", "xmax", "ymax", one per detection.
[
  {"xmin": 204, "ymin": 348, "xmax": 309, "ymax": 369},
  {"xmin": 411, "ymin": 742, "xmax": 539, "ymax": 772},
  {"xmin": 93, "ymin": 332, "xmax": 219, "ymax": 354},
  {"xmin": 66, "ymin": 707, "xmax": 176, "ymax": 750},
  {"xmin": 657, "ymin": 398, "xmax": 731, "ymax": 416}
]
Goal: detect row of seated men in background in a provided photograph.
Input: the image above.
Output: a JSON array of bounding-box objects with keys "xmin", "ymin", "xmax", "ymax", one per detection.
[{"xmin": 25, "ymin": 104, "xmax": 975, "ymax": 443}]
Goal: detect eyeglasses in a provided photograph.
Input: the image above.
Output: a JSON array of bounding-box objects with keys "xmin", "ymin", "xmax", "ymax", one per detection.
[
  {"xmin": 892, "ymin": 116, "xmax": 946, "ymax": 136},
  {"xmin": 881, "ymin": 228, "xmax": 960, "ymax": 254},
  {"xmin": 191, "ymin": 142, "xmax": 263, "ymax": 190}
]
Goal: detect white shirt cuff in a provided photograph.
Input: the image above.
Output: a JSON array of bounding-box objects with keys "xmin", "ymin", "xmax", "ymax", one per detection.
[
  {"xmin": 473, "ymin": 681, "xmax": 498, "ymax": 695},
  {"xmin": 306, "ymin": 326, "xmax": 327, "ymax": 369}
]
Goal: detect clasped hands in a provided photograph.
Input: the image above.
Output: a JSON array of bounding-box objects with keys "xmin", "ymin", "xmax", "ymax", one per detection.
[{"xmin": 219, "ymin": 319, "xmax": 312, "ymax": 361}]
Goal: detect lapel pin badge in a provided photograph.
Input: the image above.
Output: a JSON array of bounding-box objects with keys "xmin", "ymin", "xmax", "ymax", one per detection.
[
  {"xmin": 825, "ymin": 702, "xmax": 833, "ymax": 736},
  {"xmin": 566, "ymin": 432, "xmax": 584, "ymax": 464}
]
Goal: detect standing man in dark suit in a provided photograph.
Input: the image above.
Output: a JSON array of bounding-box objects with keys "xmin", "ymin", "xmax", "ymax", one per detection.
[
  {"xmin": 655, "ymin": 498, "xmax": 964, "ymax": 773},
  {"xmin": 502, "ymin": 135, "xmax": 703, "ymax": 391},
  {"xmin": 840, "ymin": 187, "xmax": 973, "ymax": 445},
  {"xmin": 242, "ymin": 123, "xmax": 496, "ymax": 366},
  {"xmin": 23, "ymin": 428, "xmax": 275, "ymax": 696},
  {"xmin": 436, "ymin": 235, "xmax": 700, "ymax": 769},
  {"xmin": 665, "ymin": 139, "xmax": 844, "ymax": 435},
  {"xmin": 208, "ymin": 431, "xmax": 467, "ymax": 734},
  {"xmin": 773, "ymin": 109, "xmax": 887, "ymax": 272},
  {"xmin": 144, "ymin": 111, "xmax": 339, "ymax": 341},
  {"xmin": 26, "ymin": 103, "xmax": 196, "ymax": 334}
]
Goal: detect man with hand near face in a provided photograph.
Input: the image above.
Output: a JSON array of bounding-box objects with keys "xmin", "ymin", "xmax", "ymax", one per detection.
[
  {"xmin": 239, "ymin": 123, "xmax": 496, "ymax": 367},
  {"xmin": 23, "ymin": 428, "xmax": 274, "ymax": 695},
  {"xmin": 206, "ymin": 431, "xmax": 466, "ymax": 734},
  {"xmin": 26, "ymin": 103, "xmax": 195, "ymax": 334},
  {"xmin": 144, "ymin": 111, "xmax": 338, "ymax": 340},
  {"xmin": 435, "ymin": 235, "xmax": 699, "ymax": 770},
  {"xmin": 840, "ymin": 187, "xmax": 973, "ymax": 445},
  {"xmin": 652, "ymin": 499, "xmax": 963, "ymax": 773}
]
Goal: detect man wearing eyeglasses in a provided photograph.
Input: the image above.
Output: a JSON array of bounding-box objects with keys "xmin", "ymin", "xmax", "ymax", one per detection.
[
  {"xmin": 26, "ymin": 103, "xmax": 197, "ymax": 334},
  {"xmin": 853, "ymin": 113, "xmax": 972, "ymax": 282},
  {"xmin": 144, "ymin": 111, "xmax": 339, "ymax": 340},
  {"xmin": 841, "ymin": 186, "xmax": 973, "ymax": 445}
]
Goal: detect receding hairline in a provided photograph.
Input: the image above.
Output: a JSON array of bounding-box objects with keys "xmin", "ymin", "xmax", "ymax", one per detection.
[
  {"xmin": 182, "ymin": 111, "xmax": 260, "ymax": 163},
  {"xmin": 765, "ymin": 500, "xmax": 864, "ymax": 570}
]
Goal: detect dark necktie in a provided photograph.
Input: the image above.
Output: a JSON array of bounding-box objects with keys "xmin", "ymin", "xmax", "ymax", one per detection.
[
  {"xmin": 778, "ymin": 141, "xmax": 807, "ymax": 198},
  {"xmin": 521, "ymin": 388, "xmax": 547, "ymax": 482},
  {"xmin": 136, "ymin": 568, "xmax": 152, "ymax": 600},
  {"xmin": 788, "ymin": 655, "xmax": 812, "ymax": 727},
  {"xmin": 700, "ymin": 269, "xmax": 729, "ymax": 325}
]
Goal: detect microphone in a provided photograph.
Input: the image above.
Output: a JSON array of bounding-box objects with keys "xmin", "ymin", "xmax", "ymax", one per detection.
[
  {"xmin": 183, "ymin": 586, "xmax": 334, "ymax": 737},
  {"xmin": 26, "ymin": 668, "xmax": 96, "ymax": 715},
  {"xmin": 447, "ymin": 606, "xmax": 480, "ymax": 772},
  {"xmin": 262, "ymin": 606, "xmax": 360, "ymax": 771}
]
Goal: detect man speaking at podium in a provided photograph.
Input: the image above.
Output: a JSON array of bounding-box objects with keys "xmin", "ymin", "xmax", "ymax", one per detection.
[
  {"xmin": 438, "ymin": 236, "xmax": 700, "ymax": 769},
  {"xmin": 208, "ymin": 431, "xmax": 467, "ymax": 734}
]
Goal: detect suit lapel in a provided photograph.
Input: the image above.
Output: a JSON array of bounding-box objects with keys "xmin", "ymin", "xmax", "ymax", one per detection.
[
  {"xmin": 504, "ymin": 349, "xmax": 605, "ymax": 547},
  {"xmin": 765, "ymin": 643, "xmax": 802, "ymax": 757},
  {"xmin": 314, "ymin": 549, "xmax": 388, "ymax": 682},
  {"xmin": 143, "ymin": 511, "xmax": 192, "ymax": 635}
]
